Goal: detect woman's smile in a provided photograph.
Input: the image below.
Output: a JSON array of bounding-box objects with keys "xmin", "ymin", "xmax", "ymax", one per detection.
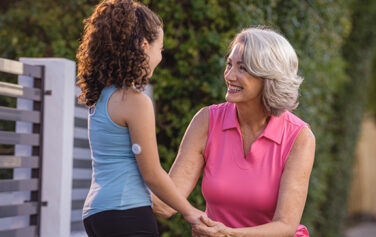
[{"xmin": 227, "ymin": 84, "xmax": 243, "ymax": 94}]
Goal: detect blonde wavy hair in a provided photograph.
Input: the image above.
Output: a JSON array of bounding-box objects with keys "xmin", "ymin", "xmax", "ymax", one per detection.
[{"xmin": 229, "ymin": 26, "xmax": 303, "ymax": 116}]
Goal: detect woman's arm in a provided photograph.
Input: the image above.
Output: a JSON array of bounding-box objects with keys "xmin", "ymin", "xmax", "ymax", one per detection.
[
  {"xmin": 193, "ymin": 126, "xmax": 316, "ymax": 237},
  {"xmin": 124, "ymin": 90, "xmax": 205, "ymax": 225},
  {"xmin": 152, "ymin": 107, "xmax": 209, "ymax": 218}
]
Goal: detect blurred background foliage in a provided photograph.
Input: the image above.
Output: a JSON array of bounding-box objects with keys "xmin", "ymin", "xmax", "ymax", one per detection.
[{"xmin": 1, "ymin": 0, "xmax": 375, "ymax": 236}]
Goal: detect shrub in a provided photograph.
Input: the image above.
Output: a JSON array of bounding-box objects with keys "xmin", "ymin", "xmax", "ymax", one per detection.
[{"xmin": 1, "ymin": 0, "xmax": 375, "ymax": 236}]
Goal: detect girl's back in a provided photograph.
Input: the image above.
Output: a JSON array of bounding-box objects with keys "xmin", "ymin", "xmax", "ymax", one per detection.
[{"xmin": 83, "ymin": 85, "xmax": 152, "ymax": 219}]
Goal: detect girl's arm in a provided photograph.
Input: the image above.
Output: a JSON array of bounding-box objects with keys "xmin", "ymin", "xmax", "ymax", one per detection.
[
  {"xmin": 123, "ymin": 90, "xmax": 204, "ymax": 225},
  {"xmin": 152, "ymin": 107, "xmax": 209, "ymax": 218}
]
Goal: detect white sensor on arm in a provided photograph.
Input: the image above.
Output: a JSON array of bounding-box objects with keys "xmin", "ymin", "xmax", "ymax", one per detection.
[{"xmin": 132, "ymin": 144, "xmax": 142, "ymax": 155}]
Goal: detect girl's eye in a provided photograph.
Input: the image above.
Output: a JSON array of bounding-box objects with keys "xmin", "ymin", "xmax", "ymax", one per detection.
[
  {"xmin": 226, "ymin": 62, "xmax": 232, "ymax": 68},
  {"xmin": 240, "ymin": 65, "xmax": 247, "ymax": 71}
]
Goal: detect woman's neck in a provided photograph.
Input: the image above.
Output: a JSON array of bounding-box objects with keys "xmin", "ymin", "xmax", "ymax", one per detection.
[{"xmin": 235, "ymin": 100, "xmax": 269, "ymax": 135}]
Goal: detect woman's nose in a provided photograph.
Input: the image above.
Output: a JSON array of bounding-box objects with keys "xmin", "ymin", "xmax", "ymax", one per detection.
[{"xmin": 224, "ymin": 68, "xmax": 235, "ymax": 82}]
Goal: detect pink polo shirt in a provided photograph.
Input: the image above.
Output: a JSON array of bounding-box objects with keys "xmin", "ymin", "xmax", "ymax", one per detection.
[{"xmin": 202, "ymin": 102, "xmax": 309, "ymax": 236}]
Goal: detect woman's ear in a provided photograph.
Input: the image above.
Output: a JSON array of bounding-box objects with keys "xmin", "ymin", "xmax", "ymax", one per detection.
[{"xmin": 141, "ymin": 38, "xmax": 149, "ymax": 52}]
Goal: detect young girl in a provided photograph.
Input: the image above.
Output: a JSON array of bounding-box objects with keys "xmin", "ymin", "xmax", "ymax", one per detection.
[{"xmin": 76, "ymin": 0, "xmax": 204, "ymax": 236}]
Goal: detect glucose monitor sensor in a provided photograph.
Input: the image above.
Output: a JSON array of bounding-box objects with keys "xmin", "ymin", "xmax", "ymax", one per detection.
[{"xmin": 132, "ymin": 144, "xmax": 142, "ymax": 155}]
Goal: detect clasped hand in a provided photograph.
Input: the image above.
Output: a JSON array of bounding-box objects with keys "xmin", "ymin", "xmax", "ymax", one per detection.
[{"xmin": 192, "ymin": 216, "xmax": 230, "ymax": 237}]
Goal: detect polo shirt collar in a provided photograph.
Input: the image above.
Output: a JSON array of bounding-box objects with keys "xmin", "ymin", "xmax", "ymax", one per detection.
[
  {"xmin": 222, "ymin": 103, "xmax": 283, "ymax": 144},
  {"xmin": 262, "ymin": 115, "xmax": 283, "ymax": 144},
  {"xmin": 222, "ymin": 103, "xmax": 238, "ymax": 130}
]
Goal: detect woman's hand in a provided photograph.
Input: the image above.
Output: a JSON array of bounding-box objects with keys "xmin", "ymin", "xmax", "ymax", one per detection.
[{"xmin": 192, "ymin": 216, "xmax": 231, "ymax": 237}]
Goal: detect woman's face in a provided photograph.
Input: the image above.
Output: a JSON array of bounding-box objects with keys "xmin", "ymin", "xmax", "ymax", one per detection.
[
  {"xmin": 144, "ymin": 28, "xmax": 164, "ymax": 78},
  {"xmin": 224, "ymin": 43, "xmax": 264, "ymax": 105}
]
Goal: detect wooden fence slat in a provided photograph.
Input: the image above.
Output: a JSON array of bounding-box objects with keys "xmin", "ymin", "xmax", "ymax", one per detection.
[
  {"xmin": 72, "ymin": 179, "xmax": 91, "ymax": 189},
  {"xmin": 0, "ymin": 156, "xmax": 39, "ymax": 168},
  {"xmin": 74, "ymin": 127, "xmax": 88, "ymax": 140},
  {"xmin": 75, "ymin": 98, "xmax": 86, "ymax": 108},
  {"xmin": 0, "ymin": 58, "xmax": 43, "ymax": 237},
  {"xmin": 71, "ymin": 221, "xmax": 84, "ymax": 231},
  {"xmin": 71, "ymin": 199, "xmax": 85, "ymax": 210},
  {"xmin": 0, "ymin": 179, "xmax": 39, "ymax": 192},
  {"xmin": 0, "ymin": 81, "xmax": 41, "ymax": 101},
  {"xmin": 0, "ymin": 58, "xmax": 42, "ymax": 78},
  {"xmin": 23, "ymin": 63, "xmax": 43, "ymax": 78},
  {"xmin": 0, "ymin": 58, "xmax": 23, "ymax": 75},
  {"xmin": 73, "ymin": 159, "xmax": 91, "ymax": 169},
  {"xmin": 0, "ymin": 202, "xmax": 38, "ymax": 218},
  {"xmin": 0, "ymin": 106, "xmax": 40, "ymax": 123},
  {"xmin": 0, "ymin": 226, "xmax": 36, "ymax": 237},
  {"xmin": 74, "ymin": 107, "xmax": 88, "ymax": 120},
  {"xmin": 0, "ymin": 131, "xmax": 39, "ymax": 146},
  {"xmin": 74, "ymin": 117, "xmax": 88, "ymax": 129},
  {"xmin": 74, "ymin": 138, "xmax": 90, "ymax": 149}
]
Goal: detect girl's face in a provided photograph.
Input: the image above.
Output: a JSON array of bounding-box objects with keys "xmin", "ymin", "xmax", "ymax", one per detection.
[
  {"xmin": 144, "ymin": 28, "xmax": 164, "ymax": 78},
  {"xmin": 224, "ymin": 43, "xmax": 264, "ymax": 105}
]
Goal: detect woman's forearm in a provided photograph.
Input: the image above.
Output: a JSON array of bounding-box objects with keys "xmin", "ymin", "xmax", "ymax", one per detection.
[{"xmin": 227, "ymin": 221, "xmax": 296, "ymax": 237}]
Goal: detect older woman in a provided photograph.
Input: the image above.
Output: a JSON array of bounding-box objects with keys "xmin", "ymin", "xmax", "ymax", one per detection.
[{"xmin": 153, "ymin": 26, "xmax": 315, "ymax": 236}]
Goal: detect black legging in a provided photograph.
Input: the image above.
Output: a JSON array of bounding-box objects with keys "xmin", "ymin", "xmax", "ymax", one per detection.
[{"xmin": 83, "ymin": 206, "xmax": 159, "ymax": 237}]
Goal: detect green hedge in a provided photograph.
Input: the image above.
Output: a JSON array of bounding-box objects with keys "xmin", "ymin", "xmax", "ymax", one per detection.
[
  {"xmin": 369, "ymin": 54, "xmax": 376, "ymax": 118},
  {"xmin": 1, "ymin": 0, "xmax": 375, "ymax": 236},
  {"xmin": 323, "ymin": 0, "xmax": 376, "ymax": 235}
]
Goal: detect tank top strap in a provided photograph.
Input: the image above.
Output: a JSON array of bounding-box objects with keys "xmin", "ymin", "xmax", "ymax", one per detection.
[
  {"xmin": 89, "ymin": 85, "xmax": 117, "ymax": 116},
  {"xmin": 100, "ymin": 85, "xmax": 118, "ymax": 105}
]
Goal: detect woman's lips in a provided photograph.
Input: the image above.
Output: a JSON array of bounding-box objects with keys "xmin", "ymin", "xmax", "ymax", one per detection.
[{"xmin": 227, "ymin": 85, "xmax": 242, "ymax": 94}]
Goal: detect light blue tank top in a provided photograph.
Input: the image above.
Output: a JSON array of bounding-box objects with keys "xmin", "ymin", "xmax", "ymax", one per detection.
[{"xmin": 82, "ymin": 85, "xmax": 152, "ymax": 219}]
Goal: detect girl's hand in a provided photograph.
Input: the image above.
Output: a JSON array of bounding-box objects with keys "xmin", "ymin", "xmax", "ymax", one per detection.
[
  {"xmin": 184, "ymin": 208, "xmax": 207, "ymax": 226},
  {"xmin": 192, "ymin": 216, "xmax": 231, "ymax": 237}
]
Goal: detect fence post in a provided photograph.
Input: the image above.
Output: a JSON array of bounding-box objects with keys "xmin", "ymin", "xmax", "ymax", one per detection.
[{"xmin": 20, "ymin": 58, "xmax": 76, "ymax": 237}]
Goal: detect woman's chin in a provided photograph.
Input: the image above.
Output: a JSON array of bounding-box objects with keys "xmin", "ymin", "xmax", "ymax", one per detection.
[{"xmin": 225, "ymin": 93, "xmax": 241, "ymax": 103}]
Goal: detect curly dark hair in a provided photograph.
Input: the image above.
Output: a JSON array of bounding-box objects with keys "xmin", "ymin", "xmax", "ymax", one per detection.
[{"xmin": 76, "ymin": 0, "xmax": 162, "ymax": 106}]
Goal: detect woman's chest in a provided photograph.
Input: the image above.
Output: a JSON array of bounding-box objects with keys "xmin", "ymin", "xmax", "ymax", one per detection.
[
  {"xmin": 203, "ymin": 160, "xmax": 282, "ymax": 213},
  {"xmin": 203, "ymin": 131, "xmax": 285, "ymax": 213}
]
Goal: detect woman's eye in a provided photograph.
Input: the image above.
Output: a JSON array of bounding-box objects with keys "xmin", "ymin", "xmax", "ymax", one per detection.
[
  {"xmin": 240, "ymin": 66, "xmax": 247, "ymax": 71},
  {"xmin": 226, "ymin": 62, "xmax": 232, "ymax": 68}
]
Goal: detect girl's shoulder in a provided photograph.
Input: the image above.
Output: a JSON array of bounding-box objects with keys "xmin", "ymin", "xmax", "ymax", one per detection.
[
  {"xmin": 118, "ymin": 87, "xmax": 153, "ymax": 108},
  {"xmin": 108, "ymin": 87, "xmax": 154, "ymax": 126}
]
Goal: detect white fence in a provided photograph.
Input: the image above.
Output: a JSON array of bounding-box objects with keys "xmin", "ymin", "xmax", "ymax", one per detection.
[{"xmin": 0, "ymin": 57, "xmax": 153, "ymax": 237}]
